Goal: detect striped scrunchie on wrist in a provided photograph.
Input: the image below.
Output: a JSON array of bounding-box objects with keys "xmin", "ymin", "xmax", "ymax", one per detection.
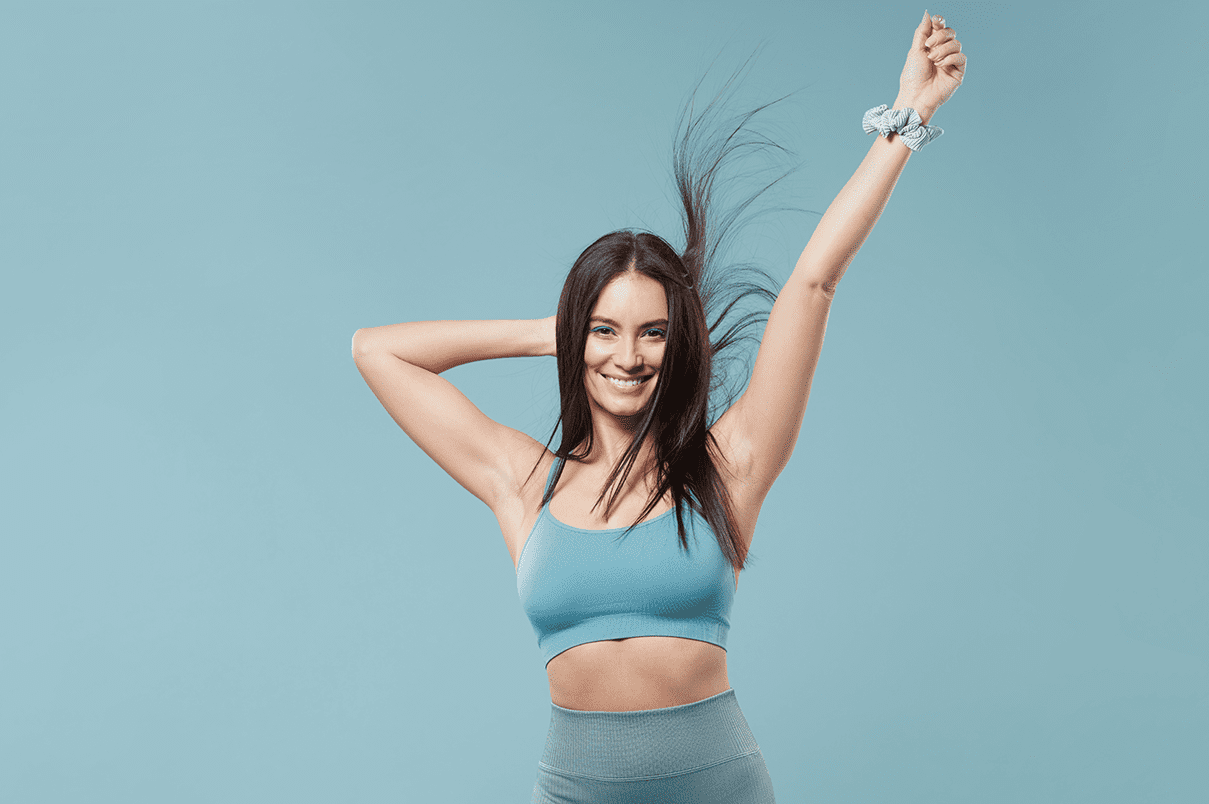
[{"xmin": 863, "ymin": 104, "xmax": 944, "ymax": 152}]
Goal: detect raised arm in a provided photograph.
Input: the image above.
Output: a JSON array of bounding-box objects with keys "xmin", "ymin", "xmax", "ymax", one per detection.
[
  {"xmin": 352, "ymin": 317, "xmax": 556, "ymax": 508},
  {"xmin": 711, "ymin": 12, "xmax": 966, "ymax": 499}
]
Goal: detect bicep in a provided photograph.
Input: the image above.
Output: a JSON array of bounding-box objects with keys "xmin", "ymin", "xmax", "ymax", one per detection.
[{"xmin": 353, "ymin": 350, "xmax": 540, "ymax": 508}]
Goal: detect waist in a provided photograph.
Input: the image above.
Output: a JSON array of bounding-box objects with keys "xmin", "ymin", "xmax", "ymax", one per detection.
[
  {"xmin": 547, "ymin": 636, "xmax": 729, "ymax": 712},
  {"xmin": 540, "ymin": 687, "xmax": 758, "ymax": 780}
]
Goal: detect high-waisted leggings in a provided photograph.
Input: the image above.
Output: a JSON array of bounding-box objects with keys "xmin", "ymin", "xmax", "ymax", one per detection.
[{"xmin": 530, "ymin": 688, "xmax": 777, "ymax": 803}]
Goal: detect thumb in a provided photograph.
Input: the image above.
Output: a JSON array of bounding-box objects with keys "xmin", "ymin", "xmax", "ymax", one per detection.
[{"xmin": 913, "ymin": 10, "xmax": 931, "ymax": 49}]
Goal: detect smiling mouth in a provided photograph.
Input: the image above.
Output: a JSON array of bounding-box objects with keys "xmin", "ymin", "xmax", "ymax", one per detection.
[{"xmin": 601, "ymin": 373, "xmax": 652, "ymax": 389}]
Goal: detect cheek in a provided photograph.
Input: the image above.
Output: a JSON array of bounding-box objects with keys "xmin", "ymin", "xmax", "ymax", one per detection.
[
  {"xmin": 583, "ymin": 343, "xmax": 607, "ymax": 367},
  {"xmin": 581, "ymin": 352, "xmax": 600, "ymax": 385}
]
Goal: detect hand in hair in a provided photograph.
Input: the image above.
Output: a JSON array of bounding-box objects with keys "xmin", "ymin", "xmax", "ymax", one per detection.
[{"xmin": 898, "ymin": 11, "xmax": 967, "ymax": 118}]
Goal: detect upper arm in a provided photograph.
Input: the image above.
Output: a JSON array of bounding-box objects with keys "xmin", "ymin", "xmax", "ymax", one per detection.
[
  {"xmin": 710, "ymin": 272, "xmax": 834, "ymax": 500},
  {"xmin": 352, "ymin": 347, "xmax": 543, "ymax": 510}
]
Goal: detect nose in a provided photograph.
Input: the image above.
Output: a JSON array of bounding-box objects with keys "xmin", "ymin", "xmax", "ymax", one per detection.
[{"xmin": 617, "ymin": 335, "xmax": 644, "ymax": 372}]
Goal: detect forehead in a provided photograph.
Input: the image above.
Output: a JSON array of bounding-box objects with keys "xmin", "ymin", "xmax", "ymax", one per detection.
[{"xmin": 591, "ymin": 273, "xmax": 668, "ymax": 319}]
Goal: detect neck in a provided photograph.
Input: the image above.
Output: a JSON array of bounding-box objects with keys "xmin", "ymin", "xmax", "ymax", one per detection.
[{"xmin": 581, "ymin": 408, "xmax": 658, "ymax": 480}]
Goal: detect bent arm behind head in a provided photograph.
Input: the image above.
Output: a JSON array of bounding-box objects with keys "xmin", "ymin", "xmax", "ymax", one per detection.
[
  {"xmin": 352, "ymin": 316, "xmax": 556, "ymax": 374},
  {"xmin": 350, "ymin": 316, "xmax": 555, "ymax": 509}
]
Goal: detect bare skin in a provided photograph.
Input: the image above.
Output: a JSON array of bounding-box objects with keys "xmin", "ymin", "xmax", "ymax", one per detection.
[
  {"xmin": 353, "ymin": 12, "xmax": 965, "ymax": 713},
  {"xmin": 506, "ymin": 448, "xmax": 740, "ymax": 712},
  {"xmin": 500, "ymin": 272, "xmax": 757, "ymax": 711}
]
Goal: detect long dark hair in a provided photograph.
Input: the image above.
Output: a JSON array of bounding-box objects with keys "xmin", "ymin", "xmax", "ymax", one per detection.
[{"xmin": 529, "ymin": 60, "xmax": 799, "ymax": 573}]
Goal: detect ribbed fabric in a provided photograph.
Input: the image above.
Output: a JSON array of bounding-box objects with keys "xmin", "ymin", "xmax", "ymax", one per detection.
[
  {"xmin": 516, "ymin": 458, "xmax": 736, "ymax": 667},
  {"xmin": 862, "ymin": 103, "xmax": 944, "ymax": 151},
  {"xmin": 531, "ymin": 689, "xmax": 777, "ymax": 803}
]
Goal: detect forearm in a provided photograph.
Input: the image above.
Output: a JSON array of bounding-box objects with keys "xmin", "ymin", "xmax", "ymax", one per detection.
[
  {"xmin": 352, "ymin": 318, "xmax": 552, "ymax": 374},
  {"xmin": 796, "ymin": 94, "xmax": 935, "ymax": 291}
]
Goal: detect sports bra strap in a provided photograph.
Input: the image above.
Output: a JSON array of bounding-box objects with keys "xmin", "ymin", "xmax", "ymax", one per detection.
[{"xmin": 543, "ymin": 455, "xmax": 563, "ymax": 498}]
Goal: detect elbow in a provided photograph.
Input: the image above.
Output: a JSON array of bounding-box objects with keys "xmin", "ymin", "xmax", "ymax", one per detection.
[
  {"xmin": 801, "ymin": 277, "xmax": 838, "ymax": 300},
  {"xmin": 789, "ymin": 263, "xmax": 840, "ymax": 299},
  {"xmin": 351, "ymin": 328, "xmax": 373, "ymax": 361}
]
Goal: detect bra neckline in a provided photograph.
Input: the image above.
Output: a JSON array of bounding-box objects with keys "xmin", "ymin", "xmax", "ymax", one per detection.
[
  {"xmin": 515, "ymin": 498, "xmax": 681, "ymax": 578},
  {"xmin": 542, "ymin": 498, "xmax": 680, "ymax": 534}
]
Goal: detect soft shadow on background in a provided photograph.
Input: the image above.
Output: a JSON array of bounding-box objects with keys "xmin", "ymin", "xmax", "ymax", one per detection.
[{"xmin": 2, "ymin": 1, "xmax": 1205, "ymax": 801}]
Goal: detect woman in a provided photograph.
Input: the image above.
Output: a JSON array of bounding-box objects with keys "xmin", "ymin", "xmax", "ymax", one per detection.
[{"xmin": 353, "ymin": 12, "xmax": 964, "ymax": 803}]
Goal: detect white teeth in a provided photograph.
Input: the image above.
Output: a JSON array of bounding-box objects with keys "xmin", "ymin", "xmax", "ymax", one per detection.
[{"xmin": 603, "ymin": 374, "xmax": 647, "ymax": 388}]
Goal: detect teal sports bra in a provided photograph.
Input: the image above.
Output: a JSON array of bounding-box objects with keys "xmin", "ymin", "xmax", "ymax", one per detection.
[{"xmin": 516, "ymin": 457, "xmax": 737, "ymax": 668}]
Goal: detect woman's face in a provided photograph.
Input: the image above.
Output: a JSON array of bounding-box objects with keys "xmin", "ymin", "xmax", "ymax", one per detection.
[{"xmin": 583, "ymin": 271, "xmax": 668, "ymax": 422}]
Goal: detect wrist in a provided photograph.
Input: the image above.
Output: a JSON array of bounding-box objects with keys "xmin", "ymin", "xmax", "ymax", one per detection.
[
  {"xmin": 892, "ymin": 96, "xmax": 936, "ymax": 125},
  {"xmin": 535, "ymin": 315, "xmax": 557, "ymax": 358}
]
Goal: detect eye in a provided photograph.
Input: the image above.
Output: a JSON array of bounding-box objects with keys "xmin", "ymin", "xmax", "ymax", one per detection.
[
  {"xmin": 590, "ymin": 325, "xmax": 615, "ymax": 336},
  {"xmin": 644, "ymin": 327, "xmax": 667, "ymax": 338}
]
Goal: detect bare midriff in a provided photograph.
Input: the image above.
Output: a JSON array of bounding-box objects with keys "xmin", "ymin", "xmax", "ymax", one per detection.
[{"xmin": 546, "ymin": 636, "xmax": 731, "ymax": 712}]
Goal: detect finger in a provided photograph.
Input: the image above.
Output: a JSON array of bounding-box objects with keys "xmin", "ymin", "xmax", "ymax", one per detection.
[
  {"xmin": 936, "ymin": 52, "xmax": 967, "ymax": 77},
  {"xmin": 925, "ymin": 27, "xmax": 956, "ymax": 49},
  {"xmin": 928, "ymin": 40, "xmax": 961, "ymax": 63},
  {"xmin": 938, "ymin": 52, "xmax": 967, "ymax": 72},
  {"xmin": 914, "ymin": 10, "xmax": 932, "ymax": 48}
]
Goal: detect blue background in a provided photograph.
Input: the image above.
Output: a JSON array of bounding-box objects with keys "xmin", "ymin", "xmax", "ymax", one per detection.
[{"xmin": 3, "ymin": 1, "xmax": 1206, "ymax": 801}]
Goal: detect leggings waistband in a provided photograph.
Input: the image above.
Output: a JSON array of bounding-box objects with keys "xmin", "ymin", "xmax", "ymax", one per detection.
[{"xmin": 539, "ymin": 688, "xmax": 761, "ymax": 780}]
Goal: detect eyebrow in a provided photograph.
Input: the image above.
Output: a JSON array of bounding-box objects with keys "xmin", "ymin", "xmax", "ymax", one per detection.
[{"xmin": 590, "ymin": 317, "xmax": 669, "ymax": 329}]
